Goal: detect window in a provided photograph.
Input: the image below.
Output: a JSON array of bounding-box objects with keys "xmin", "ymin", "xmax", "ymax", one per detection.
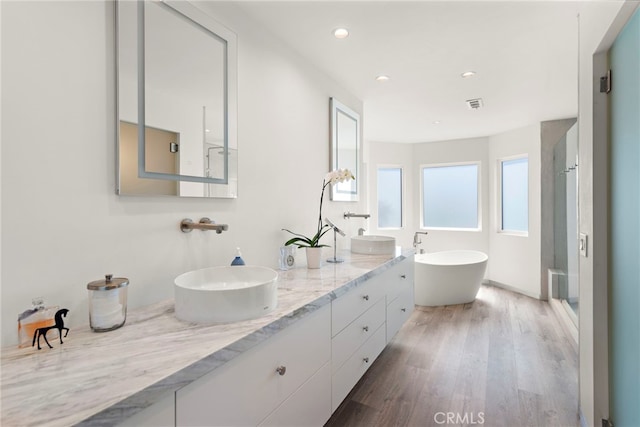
[
  {"xmin": 500, "ymin": 157, "xmax": 528, "ymax": 233},
  {"xmin": 422, "ymin": 163, "xmax": 479, "ymax": 229},
  {"xmin": 377, "ymin": 167, "xmax": 403, "ymax": 228}
]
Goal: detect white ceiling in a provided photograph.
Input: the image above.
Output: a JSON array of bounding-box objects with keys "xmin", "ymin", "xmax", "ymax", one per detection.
[{"xmin": 234, "ymin": 1, "xmax": 593, "ymax": 144}]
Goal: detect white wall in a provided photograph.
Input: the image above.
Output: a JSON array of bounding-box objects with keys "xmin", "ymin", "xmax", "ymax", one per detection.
[
  {"xmin": 0, "ymin": 1, "xmax": 364, "ymax": 346},
  {"xmin": 488, "ymin": 124, "xmax": 542, "ymax": 299}
]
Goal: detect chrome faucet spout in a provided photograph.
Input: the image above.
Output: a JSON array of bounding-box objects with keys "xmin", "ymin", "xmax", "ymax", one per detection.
[
  {"xmin": 358, "ymin": 228, "xmax": 366, "ymax": 236},
  {"xmin": 344, "ymin": 211, "xmax": 371, "ymax": 219},
  {"xmin": 413, "ymin": 231, "xmax": 429, "ymax": 247},
  {"xmin": 180, "ymin": 218, "xmax": 229, "ymax": 233}
]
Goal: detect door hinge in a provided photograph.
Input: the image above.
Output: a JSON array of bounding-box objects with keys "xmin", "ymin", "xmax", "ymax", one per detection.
[
  {"xmin": 600, "ymin": 69, "xmax": 612, "ymax": 93},
  {"xmin": 602, "ymin": 418, "xmax": 614, "ymax": 427}
]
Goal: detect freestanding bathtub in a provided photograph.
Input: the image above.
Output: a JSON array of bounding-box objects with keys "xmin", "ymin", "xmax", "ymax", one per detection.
[{"xmin": 414, "ymin": 250, "xmax": 488, "ymax": 306}]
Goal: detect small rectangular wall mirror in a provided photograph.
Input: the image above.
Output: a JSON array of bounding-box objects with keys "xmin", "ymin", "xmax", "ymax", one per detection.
[
  {"xmin": 116, "ymin": 0, "xmax": 238, "ymax": 198},
  {"xmin": 330, "ymin": 98, "xmax": 360, "ymax": 201}
]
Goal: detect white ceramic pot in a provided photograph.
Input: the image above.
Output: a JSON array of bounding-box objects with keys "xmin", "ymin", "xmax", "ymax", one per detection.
[{"xmin": 305, "ymin": 247, "xmax": 323, "ymax": 269}]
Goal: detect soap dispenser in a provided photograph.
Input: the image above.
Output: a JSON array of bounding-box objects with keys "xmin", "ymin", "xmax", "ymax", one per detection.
[{"xmin": 231, "ymin": 248, "xmax": 246, "ymax": 266}]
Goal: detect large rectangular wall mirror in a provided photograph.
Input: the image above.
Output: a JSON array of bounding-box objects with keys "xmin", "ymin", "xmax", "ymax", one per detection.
[
  {"xmin": 116, "ymin": 0, "xmax": 238, "ymax": 198},
  {"xmin": 330, "ymin": 98, "xmax": 360, "ymax": 201}
]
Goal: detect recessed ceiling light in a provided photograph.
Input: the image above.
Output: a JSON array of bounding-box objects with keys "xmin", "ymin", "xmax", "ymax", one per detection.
[
  {"xmin": 333, "ymin": 28, "xmax": 349, "ymax": 39},
  {"xmin": 433, "ymin": 120, "xmax": 441, "ymax": 125},
  {"xmin": 461, "ymin": 71, "xmax": 476, "ymax": 78},
  {"xmin": 375, "ymin": 75, "xmax": 390, "ymax": 82}
]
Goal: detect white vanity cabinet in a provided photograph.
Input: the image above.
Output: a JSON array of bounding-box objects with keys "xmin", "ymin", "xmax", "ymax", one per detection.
[
  {"xmin": 331, "ymin": 297, "xmax": 386, "ymax": 373},
  {"xmin": 331, "ymin": 322, "xmax": 387, "ymax": 411},
  {"xmin": 331, "ymin": 276, "xmax": 387, "ymax": 411},
  {"xmin": 259, "ymin": 362, "xmax": 331, "ymax": 426},
  {"xmin": 385, "ymin": 256, "xmax": 415, "ymax": 342},
  {"xmin": 118, "ymin": 255, "xmax": 415, "ymax": 426},
  {"xmin": 330, "ymin": 255, "xmax": 415, "ymax": 411},
  {"xmin": 175, "ymin": 304, "xmax": 331, "ymax": 427},
  {"xmin": 332, "ymin": 272, "xmax": 387, "ymax": 336},
  {"xmin": 2, "ymin": 252, "xmax": 419, "ymax": 427}
]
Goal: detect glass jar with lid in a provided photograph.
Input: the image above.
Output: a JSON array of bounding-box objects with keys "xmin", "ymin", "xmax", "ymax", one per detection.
[{"xmin": 87, "ymin": 274, "xmax": 129, "ymax": 332}]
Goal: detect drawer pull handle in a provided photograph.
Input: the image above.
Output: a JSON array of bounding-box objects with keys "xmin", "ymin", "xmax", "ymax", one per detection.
[
  {"xmin": 400, "ymin": 274, "xmax": 406, "ymax": 279},
  {"xmin": 363, "ymin": 357, "xmax": 370, "ymax": 364},
  {"xmin": 363, "ymin": 326, "xmax": 369, "ymax": 332},
  {"xmin": 363, "ymin": 295, "xmax": 369, "ymax": 301},
  {"xmin": 276, "ymin": 366, "xmax": 287, "ymax": 376},
  {"xmin": 401, "ymin": 308, "xmax": 407, "ymax": 312}
]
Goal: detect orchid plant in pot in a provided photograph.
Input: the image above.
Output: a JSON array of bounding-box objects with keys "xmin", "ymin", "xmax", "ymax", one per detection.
[{"xmin": 282, "ymin": 169, "xmax": 355, "ymax": 268}]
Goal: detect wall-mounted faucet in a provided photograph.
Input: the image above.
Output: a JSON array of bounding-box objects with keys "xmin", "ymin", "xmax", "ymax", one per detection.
[
  {"xmin": 413, "ymin": 231, "xmax": 429, "ymax": 248},
  {"xmin": 358, "ymin": 228, "xmax": 366, "ymax": 236},
  {"xmin": 344, "ymin": 212, "xmax": 370, "ymax": 219},
  {"xmin": 180, "ymin": 218, "xmax": 229, "ymax": 234}
]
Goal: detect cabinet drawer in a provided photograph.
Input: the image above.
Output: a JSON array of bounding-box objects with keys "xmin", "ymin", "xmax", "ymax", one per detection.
[
  {"xmin": 386, "ymin": 257, "xmax": 414, "ymax": 303},
  {"xmin": 332, "ymin": 297, "xmax": 385, "ymax": 374},
  {"xmin": 260, "ymin": 362, "xmax": 331, "ymax": 427},
  {"xmin": 332, "ymin": 275, "xmax": 385, "ymax": 337},
  {"xmin": 386, "ymin": 286, "xmax": 414, "ymax": 343},
  {"xmin": 176, "ymin": 305, "xmax": 330, "ymax": 426},
  {"xmin": 331, "ymin": 324, "xmax": 386, "ymax": 412}
]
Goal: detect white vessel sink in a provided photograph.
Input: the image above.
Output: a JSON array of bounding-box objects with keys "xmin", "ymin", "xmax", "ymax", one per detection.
[
  {"xmin": 351, "ymin": 235, "xmax": 396, "ymax": 255},
  {"xmin": 174, "ymin": 266, "xmax": 278, "ymax": 323}
]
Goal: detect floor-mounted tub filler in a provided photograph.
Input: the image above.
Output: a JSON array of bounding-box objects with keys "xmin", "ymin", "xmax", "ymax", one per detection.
[{"xmin": 414, "ymin": 250, "xmax": 488, "ymax": 306}]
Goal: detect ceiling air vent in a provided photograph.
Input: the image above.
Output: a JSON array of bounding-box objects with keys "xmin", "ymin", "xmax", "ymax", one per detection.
[{"xmin": 466, "ymin": 98, "xmax": 484, "ymax": 110}]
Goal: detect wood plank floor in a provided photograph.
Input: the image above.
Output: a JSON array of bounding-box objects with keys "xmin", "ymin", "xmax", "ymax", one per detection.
[{"xmin": 325, "ymin": 285, "xmax": 579, "ymax": 427}]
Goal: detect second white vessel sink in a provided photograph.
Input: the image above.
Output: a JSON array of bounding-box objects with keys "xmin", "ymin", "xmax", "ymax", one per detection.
[
  {"xmin": 174, "ymin": 266, "xmax": 278, "ymax": 323},
  {"xmin": 351, "ymin": 235, "xmax": 396, "ymax": 255}
]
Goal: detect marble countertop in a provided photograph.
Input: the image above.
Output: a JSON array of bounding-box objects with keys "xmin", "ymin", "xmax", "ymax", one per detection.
[{"xmin": 1, "ymin": 249, "xmax": 413, "ymax": 427}]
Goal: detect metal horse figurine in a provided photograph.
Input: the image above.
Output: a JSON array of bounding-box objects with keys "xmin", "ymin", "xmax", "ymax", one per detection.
[{"xmin": 32, "ymin": 309, "xmax": 70, "ymax": 350}]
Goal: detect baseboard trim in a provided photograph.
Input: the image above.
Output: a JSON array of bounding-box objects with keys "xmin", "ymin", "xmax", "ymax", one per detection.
[
  {"xmin": 484, "ymin": 280, "xmax": 542, "ymax": 300},
  {"xmin": 550, "ymin": 297, "xmax": 579, "ymax": 349}
]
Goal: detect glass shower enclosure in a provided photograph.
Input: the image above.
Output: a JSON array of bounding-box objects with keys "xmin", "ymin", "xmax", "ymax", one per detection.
[{"xmin": 552, "ymin": 122, "xmax": 579, "ymax": 323}]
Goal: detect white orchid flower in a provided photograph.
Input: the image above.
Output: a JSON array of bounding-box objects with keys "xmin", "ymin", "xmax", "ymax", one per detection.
[
  {"xmin": 326, "ymin": 168, "xmax": 355, "ymax": 185},
  {"xmin": 283, "ymin": 169, "xmax": 356, "ymax": 248}
]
